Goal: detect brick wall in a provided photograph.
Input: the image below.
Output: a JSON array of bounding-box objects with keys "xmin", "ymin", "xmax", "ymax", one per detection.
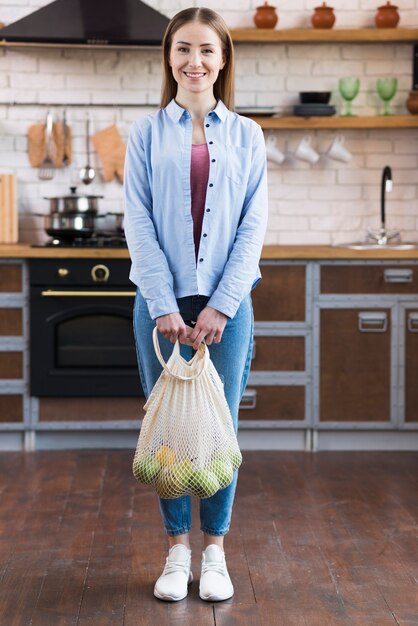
[{"xmin": 0, "ymin": 0, "xmax": 417, "ymax": 244}]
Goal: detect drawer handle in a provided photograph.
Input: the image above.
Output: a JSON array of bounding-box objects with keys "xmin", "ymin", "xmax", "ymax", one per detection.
[
  {"xmin": 251, "ymin": 340, "xmax": 256, "ymax": 360},
  {"xmin": 239, "ymin": 389, "xmax": 257, "ymax": 410},
  {"xmin": 408, "ymin": 312, "xmax": 418, "ymax": 333},
  {"xmin": 358, "ymin": 312, "xmax": 387, "ymax": 332},
  {"xmin": 384, "ymin": 268, "xmax": 413, "ymax": 283}
]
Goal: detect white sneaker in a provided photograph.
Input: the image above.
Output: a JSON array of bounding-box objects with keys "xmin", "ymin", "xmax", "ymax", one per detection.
[
  {"xmin": 154, "ymin": 544, "xmax": 193, "ymax": 601},
  {"xmin": 199, "ymin": 544, "xmax": 234, "ymax": 601}
]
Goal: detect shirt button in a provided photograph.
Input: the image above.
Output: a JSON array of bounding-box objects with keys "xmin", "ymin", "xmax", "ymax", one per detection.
[
  {"xmin": 205, "ymin": 124, "xmax": 210, "ymax": 127},
  {"xmin": 209, "ymin": 183, "xmax": 213, "ymax": 187},
  {"xmin": 199, "ymin": 258, "xmax": 204, "ymax": 262},
  {"xmin": 203, "ymin": 233, "xmax": 207, "ymax": 237},
  {"xmin": 211, "ymin": 159, "xmax": 216, "ymax": 162},
  {"xmin": 206, "ymin": 208, "xmax": 210, "ymax": 212},
  {"xmin": 209, "ymin": 141, "xmax": 213, "ymax": 145}
]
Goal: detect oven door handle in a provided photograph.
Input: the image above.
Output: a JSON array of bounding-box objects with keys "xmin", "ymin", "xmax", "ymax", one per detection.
[{"xmin": 41, "ymin": 290, "xmax": 137, "ymax": 297}]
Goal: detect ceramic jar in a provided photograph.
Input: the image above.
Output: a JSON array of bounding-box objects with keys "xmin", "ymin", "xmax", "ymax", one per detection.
[
  {"xmin": 311, "ymin": 2, "xmax": 336, "ymax": 29},
  {"xmin": 253, "ymin": 2, "xmax": 279, "ymax": 29},
  {"xmin": 375, "ymin": 1, "xmax": 400, "ymax": 28},
  {"xmin": 406, "ymin": 91, "xmax": 418, "ymax": 115}
]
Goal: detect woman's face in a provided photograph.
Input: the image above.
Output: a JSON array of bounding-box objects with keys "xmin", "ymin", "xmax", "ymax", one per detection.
[{"xmin": 168, "ymin": 22, "xmax": 226, "ymax": 97}]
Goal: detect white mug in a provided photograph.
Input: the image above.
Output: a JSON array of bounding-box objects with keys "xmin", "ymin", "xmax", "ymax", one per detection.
[
  {"xmin": 265, "ymin": 134, "xmax": 285, "ymax": 164},
  {"xmin": 327, "ymin": 134, "xmax": 352, "ymax": 163},
  {"xmin": 295, "ymin": 135, "xmax": 320, "ymax": 164}
]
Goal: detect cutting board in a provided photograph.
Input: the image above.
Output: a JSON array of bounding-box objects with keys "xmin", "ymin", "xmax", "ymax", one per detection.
[{"xmin": 0, "ymin": 174, "xmax": 18, "ymax": 243}]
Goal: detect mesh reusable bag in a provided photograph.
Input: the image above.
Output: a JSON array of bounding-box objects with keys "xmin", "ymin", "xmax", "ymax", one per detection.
[{"xmin": 132, "ymin": 325, "xmax": 242, "ymax": 499}]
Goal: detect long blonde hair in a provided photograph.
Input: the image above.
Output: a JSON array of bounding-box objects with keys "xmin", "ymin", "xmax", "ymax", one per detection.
[{"xmin": 160, "ymin": 7, "xmax": 235, "ymax": 111}]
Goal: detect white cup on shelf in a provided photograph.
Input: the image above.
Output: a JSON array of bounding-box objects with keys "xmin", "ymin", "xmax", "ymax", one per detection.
[
  {"xmin": 294, "ymin": 135, "xmax": 320, "ymax": 164},
  {"xmin": 265, "ymin": 134, "xmax": 285, "ymax": 164},
  {"xmin": 326, "ymin": 134, "xmax": 352, "ymax": 163}
]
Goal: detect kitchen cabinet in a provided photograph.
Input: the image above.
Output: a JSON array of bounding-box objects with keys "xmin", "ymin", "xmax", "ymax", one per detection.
[
  {"xmin": 239, "ymin": 261, "xmax": 309, "ymax": 425},
  {"xmin": 316, "ymin": 262, "xmax": 418, "ymax": 429},
  {"xmin": 0, "ymin": 262, "xmax": 25, "ymax": 424},
  {"xmin": 403, "ymin": 308, "xmax": 418, "ymax": 424}
]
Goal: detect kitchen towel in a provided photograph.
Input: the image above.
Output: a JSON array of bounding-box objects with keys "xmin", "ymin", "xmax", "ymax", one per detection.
[{"xmin": 91, "ymin": 124, "xmax": 126, "ymax": 184}]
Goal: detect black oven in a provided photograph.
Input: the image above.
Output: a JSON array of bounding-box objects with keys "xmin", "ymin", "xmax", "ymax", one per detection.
[{"xmin": 29, "ymin": 259, "xmax": 143, "ymax": 397}]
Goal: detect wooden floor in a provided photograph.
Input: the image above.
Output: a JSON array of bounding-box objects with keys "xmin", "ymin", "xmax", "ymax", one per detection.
[{"xmin": 0, "ymin": 450, "xmax": 417, "ymax": 626}]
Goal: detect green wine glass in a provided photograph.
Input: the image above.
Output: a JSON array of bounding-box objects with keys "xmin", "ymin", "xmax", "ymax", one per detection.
[
  {"xmin": 377, "ymin": 78, "xmax": 398, "ymax": 116},
  {"xmin": 338, "ymin": 77, "xmax": 360, "ymax": 116}
]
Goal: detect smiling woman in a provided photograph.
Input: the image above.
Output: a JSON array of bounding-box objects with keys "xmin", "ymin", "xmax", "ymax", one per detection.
[{"xmin": 123, "ymin": 6, "xmax": 268, "ymax": 605}]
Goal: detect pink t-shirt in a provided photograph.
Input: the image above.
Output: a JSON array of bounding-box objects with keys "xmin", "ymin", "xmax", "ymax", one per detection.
[{"xmin": 190, "ymin": 143, "xmax": 210, "ymax": 261}]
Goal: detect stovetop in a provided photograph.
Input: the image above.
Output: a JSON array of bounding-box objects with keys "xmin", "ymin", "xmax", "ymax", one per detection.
[{"xmin": 31, "ymin": 234, "xmax": 127, "ymax": 248}]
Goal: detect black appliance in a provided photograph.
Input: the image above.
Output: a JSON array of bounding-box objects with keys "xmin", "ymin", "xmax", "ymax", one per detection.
[
  {"xmin": 0, "ymin": 0, "xmax": 170, "ymax": 46},
  {"xmin": 29, "ymin": 258, "xmax": 143, "ymax": 397}
]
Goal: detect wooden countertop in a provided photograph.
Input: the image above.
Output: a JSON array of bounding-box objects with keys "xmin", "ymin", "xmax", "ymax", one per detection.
[{"xmin": 0, "ymin": 243, "xmax": 418, "ymax": 260}]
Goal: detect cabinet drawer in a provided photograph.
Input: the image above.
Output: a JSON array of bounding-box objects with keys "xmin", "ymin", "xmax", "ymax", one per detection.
[
  {"xmin": 0, "ymin": 264, "xmax": 22, "ymax": 292},
  {"xmin": 0, "ymin": 309, "xmax": 22, "ymax": 335},
  {"xmin": 239, "ymin": 386, "xmax": 305, "ymax": 421},
  {"xmin": 251, "ymin": 336, "xmax": 305, "ymax": 371},
  {"xmin": 405, "ymin": 309, "xmax": 418, "ymax": 423},
  {"xmin": 252, "ymin": 264, "xmax": 305, "ymax": 321},
  {"xmin": 0, "ymin": 395, "xmax": 23, "ymax": 422},
  {"xmin": 320, "ymin": 309, "xmax": 391, "ymax": 422},
  {"xmin": 0, "ymin": 353, "xmax": 22, "ymax": 378},
  {"xmin": 321, "ymin": 265, "xmax": 418, "ymax": 294}
]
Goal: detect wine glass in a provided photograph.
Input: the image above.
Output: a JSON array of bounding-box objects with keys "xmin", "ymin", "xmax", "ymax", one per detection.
[
  {"xmin": 338, "ymin": 77, "xmax": 360, "ymax": 116},
  {"xmin": 377, "ymin": 78, "xmax": 398, "ymax": 116}
]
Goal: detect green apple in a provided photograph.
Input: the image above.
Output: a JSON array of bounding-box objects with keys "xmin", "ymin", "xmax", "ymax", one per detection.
[
  {"xmin": 207, "ymin": 459, "xmax": 233, "ymax": 489},
  {"xmin": 188, "ymin": 468, "xmax": 220, "ymax": 499},
  {"xmin": 155, "ymin": 467, "xmax": 177, "ymax": 498},
  {"xmin": 170, "ymin": 459, "xmax": 194, "ymax": 493},
  {"xmin": 133, "ymin": 453, "xmax": 161, "ymax": 484},
  {"xmin": 227, "ymin": 447, "xmax": 242, "ymax": 471}
]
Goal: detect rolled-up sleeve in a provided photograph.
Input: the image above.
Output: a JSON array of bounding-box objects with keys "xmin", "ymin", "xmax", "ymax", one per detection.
[
  {"xmin": 123, "ymin": 120, "xmax": 179, "ymax": 320},
  {"xmin": 207, "ymin": 123, "xmax": 268, "ymax": 319}
]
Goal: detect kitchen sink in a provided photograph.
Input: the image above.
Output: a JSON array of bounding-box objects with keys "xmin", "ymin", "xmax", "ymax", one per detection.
[{"xmin": 336, "ymin": 243, "xmax": 418, "ymax": 250}]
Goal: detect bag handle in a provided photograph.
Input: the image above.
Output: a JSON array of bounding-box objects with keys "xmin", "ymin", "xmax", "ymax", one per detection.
[{"xmin": 152, "ymin": 325, "xmax": 209, "ymax": 381}]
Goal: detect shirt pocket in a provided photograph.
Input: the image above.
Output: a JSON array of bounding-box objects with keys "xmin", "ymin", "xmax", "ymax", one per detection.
[{"xmin": 225, "ymin": 145, "xmax": 250, "ymax": 185}]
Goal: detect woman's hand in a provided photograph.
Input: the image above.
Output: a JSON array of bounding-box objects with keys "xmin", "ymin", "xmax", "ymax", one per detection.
[
  {"xmin": 189, "ymin": 306, "xmax": 228, "ymax": 350},
  {"xmin": 155, "ymin": 312, "xmax": 189, "ymax": 344}
]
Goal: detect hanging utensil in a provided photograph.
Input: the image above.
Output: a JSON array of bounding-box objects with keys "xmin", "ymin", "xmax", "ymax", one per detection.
[
  {"xmin": 62, "ymin": 109, "xmax": 70, "ymax": 167},
  {"xmin": 79, "ymin": 113, "xmax": 95, "ymax": 185},
  {"xmin": 38, "ymin": 111, "xmax": 55, "ymax": 180}
]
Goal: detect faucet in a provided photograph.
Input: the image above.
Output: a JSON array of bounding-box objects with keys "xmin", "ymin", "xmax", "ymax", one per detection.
[
  {"xmin": 368, "ymin": 165, "xmax": 399, "ymax": 245},
  {"xmin": 380, "ymin": 165, "xmax": 392, "ymax": 230}
]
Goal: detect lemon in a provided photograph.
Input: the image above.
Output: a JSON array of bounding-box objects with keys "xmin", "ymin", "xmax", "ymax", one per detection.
[
  {"xmin": 155, "ymin": 445, "xmax": 176, "ymax": 466},
  {"xmin": 133, "ymin": 453, "xmax": 161, "ymax": 484},
  {"xmin": 188, "ymin": 468, "xmax": 220, "ymax": 499}
]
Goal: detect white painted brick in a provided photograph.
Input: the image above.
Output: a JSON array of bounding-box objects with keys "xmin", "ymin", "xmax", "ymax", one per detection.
[
  {"xmin": 263, "ymin": 230, "xmax": 279, "ymax": 245},
  {"xmin": 277, "ymin": 231, "xmax": 331, "ymax": 244},
  {"xmin": 268, "ymin": 215, "xmax": 310, "ymax": 230},
  {"xmin": 394, "ymin": 139, "xmax": 418, "ymax": 154},
  {"xmin": 8, "ymin": 51, "xmax": 38, "ymax": 72},
  {"xmin": 236, "ymin": 74, "xmax": 284, "ymax": 91},
  {"xmin": 287, "ymin": 44, "xmax": 341, "ymax": 60},
  {"xmin": 341, "ymin": 44, "xmax": 395, "ymax": 60},
  {"xmin": 363, "ymin": 186, "xmax": 416, "ymax": 201},
  {"xmin": 310, "ymin": 215, "xmax": 363, "ymax": 232},
  {"xmin": 312, "ymin": 60, "xmax": 363, "ymax": 76},
  {"xmin": 10, "ymin": 73, "xmax": 65, "ymax": 89},
  {"xmin": 66, "ymin": 74, "xmax": 121, "ymax": 90},
  {"xmin": 310, "ymin": 185, "xmax": 362, "ymax": 200},
  {"xmin": 366, "ymin": 154, "xmax": 418, "ymax": 169}
]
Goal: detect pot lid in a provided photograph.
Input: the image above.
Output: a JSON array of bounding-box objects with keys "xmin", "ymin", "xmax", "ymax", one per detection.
[{"xmin": 44, "ymin": 187, "xmax": 104, "ymax": 200}]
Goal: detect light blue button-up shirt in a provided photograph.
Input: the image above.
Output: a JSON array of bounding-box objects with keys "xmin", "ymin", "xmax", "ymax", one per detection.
[{"xmin": 123, "ymin": 98, "xmax": 268, "ymax": 320}]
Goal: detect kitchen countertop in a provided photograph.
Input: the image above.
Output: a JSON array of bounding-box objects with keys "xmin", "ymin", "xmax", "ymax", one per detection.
[{"xmin": 0, "ymin": 243, "xmax": 418, "ymax": 259}]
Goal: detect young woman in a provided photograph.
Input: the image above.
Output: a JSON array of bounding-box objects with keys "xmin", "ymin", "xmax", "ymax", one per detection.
[{"xmin": 124, "ymin": 6, "xmax": 268, "ymax": 603}]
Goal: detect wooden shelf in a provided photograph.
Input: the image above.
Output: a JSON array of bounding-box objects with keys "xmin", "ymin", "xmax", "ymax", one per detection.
[
  {"xmin": 247, "ymin": 115, "xmax": 418, "ymax": 129},
  {"xmin": 230, "ymin": 27, "xmax": 418, "ymax": 43}
]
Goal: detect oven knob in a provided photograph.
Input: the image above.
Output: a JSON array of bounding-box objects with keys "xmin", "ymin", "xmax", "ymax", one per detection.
[
  {"xmin": 58, "ymin": 268, "xmax": 69, "ymax": 278},
  {"xmin": 91, "ymin": 264, "xmax": 110, "ymax": 282}
]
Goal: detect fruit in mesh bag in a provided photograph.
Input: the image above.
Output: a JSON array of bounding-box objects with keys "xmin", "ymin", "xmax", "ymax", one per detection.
[
  {"xmin": 188, "ymin": 468, "xmax": 220, "ymax": 499},
  {"xmin": 155, "ymin": 466, "xmax": 187, "ymax": 498},
  {"xmin": 227, "ymin": 446, "xmax": 242, "ymax": 470},
  {"xmin": 207, "ymin": 457, "xmax": 234, "ymax": 489},
  {"xmin": 155, "ymin": 445, "xmax": 176, "ymax": 465},
  {"xmin": 133, "ymin": 453, "xmax": 161, "ymax": 484},
  {"xmin": 171, "ymin": 459, "xmax": 194, "ymax": 492}
]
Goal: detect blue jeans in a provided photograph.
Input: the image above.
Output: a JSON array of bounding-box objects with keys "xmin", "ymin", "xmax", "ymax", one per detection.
[{"xmin": 133, "ymin": 289, "xmax": 254, "ymax": 536}]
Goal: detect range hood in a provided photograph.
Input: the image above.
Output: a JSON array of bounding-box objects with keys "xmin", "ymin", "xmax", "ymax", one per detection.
[{"xmin": 0, "ymin": 0, "xmax": 170, "ymax": 47}]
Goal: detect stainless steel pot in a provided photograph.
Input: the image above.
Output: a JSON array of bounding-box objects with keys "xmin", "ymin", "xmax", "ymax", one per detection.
[
  {"xmin": 35, "ymin": 212, "xmax": 104, "ymax": 238},
  {"xmin": 106, "ymin": 212, "xmax": 124, "ymax": 234},
  {"xmin": 44, "ymin": 187, "xmax": 103, "ymax": 214}
]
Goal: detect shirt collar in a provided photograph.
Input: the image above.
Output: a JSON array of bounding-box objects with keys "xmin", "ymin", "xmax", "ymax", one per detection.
[{"xmin": 165, "ymin": 98, "xmax": 228, "ymax": 123}]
